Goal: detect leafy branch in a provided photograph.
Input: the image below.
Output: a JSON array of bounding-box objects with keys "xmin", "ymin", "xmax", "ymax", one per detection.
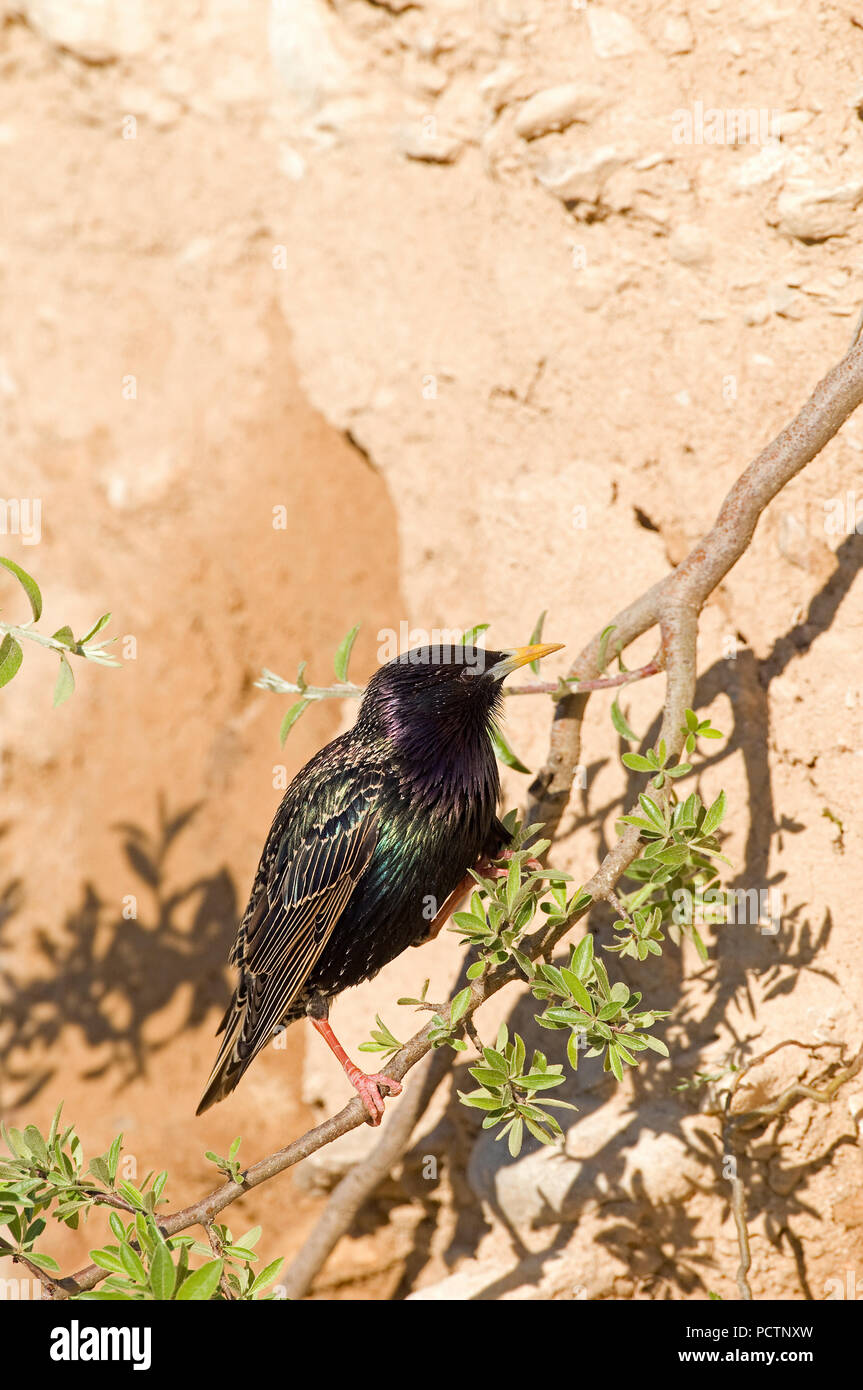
[
  {"xmin": 0, "ymin": 1108, "xmax": 282, "ymax": 1301},
  {"xmin": 256, "ymin": 619, "xmax": 662, "ymax": 758},
  {"xmin": 0, "ymin": 557, "xmax": 119, "ymax": 705}
]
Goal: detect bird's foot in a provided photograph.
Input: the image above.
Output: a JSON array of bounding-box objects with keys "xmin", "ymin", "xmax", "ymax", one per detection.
[
  {"xmin": 345, "ymin": 1064, "xmax": 403, "ymax": 1125},
  {"xmin": 484, "ymin": 850, "xmax": 543, "ymax": 878}
]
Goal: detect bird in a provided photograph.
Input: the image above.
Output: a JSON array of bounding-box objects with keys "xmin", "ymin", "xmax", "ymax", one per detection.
[{"xmin": 197, "ymin": 640, "xmax": 562, "ymax": 1124}]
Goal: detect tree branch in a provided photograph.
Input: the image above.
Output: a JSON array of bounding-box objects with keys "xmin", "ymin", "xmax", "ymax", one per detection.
[
  {"xmin": 279, "ymin": 1052, "xmax": 443, "ymax": 1300},
  {"xmin": 526, "ymin": 332, "xmax": 863, "ymax": 840}
]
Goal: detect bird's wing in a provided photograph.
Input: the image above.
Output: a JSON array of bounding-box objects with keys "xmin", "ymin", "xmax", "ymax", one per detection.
[{"xmin": 197, "ymin": 768, "xmax": 382, "ymax": 1111}]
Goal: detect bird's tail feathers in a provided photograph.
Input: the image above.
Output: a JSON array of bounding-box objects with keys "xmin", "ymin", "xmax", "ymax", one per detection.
[{"xmin": 196, "ymin": 990, "xmax": 255, "ymax": 1116}]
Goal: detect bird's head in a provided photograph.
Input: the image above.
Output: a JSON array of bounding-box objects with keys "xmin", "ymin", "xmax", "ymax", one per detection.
[{"xmin": 359, "ymin": 642, "xmax": 564, "ymax": 751}]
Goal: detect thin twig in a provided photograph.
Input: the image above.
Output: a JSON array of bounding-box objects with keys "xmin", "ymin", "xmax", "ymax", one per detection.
[{"xmin": 203, "ymin": 1223, "xmax": 235, "ymax": 1301}]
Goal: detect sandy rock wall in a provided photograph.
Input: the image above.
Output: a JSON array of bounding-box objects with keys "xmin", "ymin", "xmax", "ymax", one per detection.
[
  {"xmin": 0, "ymin": 0, "xmax": 861, "ymax": 1300},
  {"xmin": 267, "ymin": 0, "xmax": 863, "ymax": 1299}
]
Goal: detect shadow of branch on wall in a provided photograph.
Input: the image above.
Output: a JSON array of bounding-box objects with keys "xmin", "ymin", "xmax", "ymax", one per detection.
[{"xmin": 1, "ymin": 797, "xmax": 237, "ymax": 1109}]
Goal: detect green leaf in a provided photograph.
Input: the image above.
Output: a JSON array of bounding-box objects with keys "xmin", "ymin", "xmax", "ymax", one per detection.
[
  {"xmin": 653, "ymin": 844, "xmax": 690, "ymax": 868},
  {"xmin": 638, "ymin": 794, "xmax": 666, "ymax": 831},
  {"xmin": 107, "ymin": 1134, "xmax": 122, "ymax": 1183},
  {"xmin": 482, "ymin": 1047, "xmax": 509, "ymax": 1074},
  {"xmin": 570, "ymin": 934, "xmax": 594, "ymax": 979},
  {"xmin": 514, "ymin": 1072, "xmax": 566, "ymax": 1090},
  {"xmin": 28, "ymin": 1250, "xmax": 60, "ymax": 1271},
  {"xmin": 521, "ymin": 1115, "xmax": 556, "ymax": 1145},
  {"xmin": 701, "ymin": 790, "xmax": 727, "ymax": 837},
  {"xmin": 0, "ymin": 556, "xmax": 42, "ymax": 620},
  {"xmin": 235, "ymin": 1225, "xmax": 262, "ymax": 1252},
  {"xmin": 449, "ymin": 987, "xmax": 471, "ymax": 1026},
  {"xmin": 622, "ymin": 752, "xmax": 654, "ymax": 772},
  {"xmin": 597, "ymin": 1000, "xmax": 624, "ymax": 1021},
  {"xmin": 333, "ymin": 624, "xmax": 360, "ymax": 682},
  {"xmin": 510, "ymin": 949, "xmax": 534, "ymax": 980},
  {"xmin": 119, "ymin": 1242, "xmax": 148, "ymax": 1285},
  {"xmin": 469, "ymin": 1067, "xmax": 510, "ymax": 1087},
  {"xmin": 507, "ymin": 1119, "xmax": 524, "ymax": 1157},
  {"xmin": 52, "ymin": 625, "xmax": 75, "ymax": 648},
  {"xmin": 561, "ymin": 970, "xmax": 593, "ymax": 1013},
  {"xmin": 490, "ymin": 725, "xmax": 530, "ymax": 774},
  {"xmin": 461, "ymin": 623, "xmax": 490, "ymax": 647},
  {"xmin": 596, "ymin": 624, "xmax": 616, "ymax": 672},
  {"xmin": 279, "ymin": 698, "xmax": 310, "ymax": 745},
  {"xmin": 459, "ymin": 1092, "xmax": 505, "ymax": 1111},
  {"xmin": 527, "ymin": 610, "xmax": 547, "ymax": 673},
  {"xmin": 175, "ymin": 1259, "xmax": 223, "ymax": 1301},
  {"xmin": 247, "ymin": 1257, "xmax": 284, "ymax": 1298},
  {"xmin": 149, "ymin": 1241, "xmax": 176, "ymax": 1300},
  {"xmin": 606, "ymin": 1045, "xmax": 624, "ymax": 1082},
  {"xmin": 79, "ymin": 612, "xmax": 112, "ymax": 644},
  {"xmin": 691, "ymin": 926, "xmax": 709, "ymax": 963},
  {"xmin": 611, "ymin": 698, "xmax": 638, "ymax": 742},
  {"xmin": 53, "ymin": 654, "xmax": 75, "ymax": 707},
  {"xmin": 23, "ymin": 1125, "xmax": 48, "ymax": 1165},
  {"xmin": 540, "ymin": 963, "xmax": 569, "ymax": 996},
  {"xmin": 87, "ymin": 1156, "xmax": 111, "ymax": 1186},
  {"xmin": 452, "ymin": 911, "xmax": 488, "ymax": 932},
  {"xmin": 566, "ymin": 1031, "xmax": 582, "ymax": 1071},
  {"xmin": 0, "ymin": 633, "xmax": 23, "ymax": 689}
]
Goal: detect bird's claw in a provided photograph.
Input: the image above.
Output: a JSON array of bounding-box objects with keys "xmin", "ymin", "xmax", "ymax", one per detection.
[
  {"xmin": 347, "ymin": 1067, "xmax": 403, "ymax": 1125},
  {"xmin": 486, "ymin": 851, "xmax": 543, "ymax": 878}
]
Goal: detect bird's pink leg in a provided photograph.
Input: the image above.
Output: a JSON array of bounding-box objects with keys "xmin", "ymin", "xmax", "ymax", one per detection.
[
  {"xmin": 310, "ymin": 1016, "xmax": 402, "ymax": 1126},
  {"xmin": 414, "ymin": 850, "xmax": 544, "ymax": 947},
  {"xmin": 414, "ymin": 870, "xmax": 475, "ymax": 946}
]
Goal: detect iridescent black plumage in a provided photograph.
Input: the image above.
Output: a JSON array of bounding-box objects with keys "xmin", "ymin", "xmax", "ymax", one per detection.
[{"xmin": 197, "ymin": 643, "xmax": 557, "ymax": 1116}]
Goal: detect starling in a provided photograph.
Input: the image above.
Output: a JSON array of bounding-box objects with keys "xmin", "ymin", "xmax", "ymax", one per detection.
[{"xmin": 197, "ymin": 641, "xmax": 562, "ymax": 1123}]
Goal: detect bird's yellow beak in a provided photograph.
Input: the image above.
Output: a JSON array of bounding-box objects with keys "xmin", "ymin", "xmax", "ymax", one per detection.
[{"xmin": 485, "ymin": 643, "xmax": 564, "ymax": 679}]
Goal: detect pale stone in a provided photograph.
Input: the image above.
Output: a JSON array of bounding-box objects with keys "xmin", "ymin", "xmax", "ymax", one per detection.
[
  {"xmin": 25, "ymin": 0, "xmax": 153, "ymax": 62},
  {"xmin": 660, "ymin": 14, "xmax": 694, "ymax": 55},
  {"xmin": 514, "ymin": 84, "xmax": 607, "ymax": 140},
  {"xmin": 766, "ymin": 283, "xmax": 800, "ymax": 316},
  {"xmin": 478, "ymin": 63, "xmax": 534, "ymax": 113},
  {"xmin": 587, "ymin": 7, "xmax": 647, "ymax": 59},
  {"xmin": 771, "ymin": 109, "xmax": 815, "ymax": 137},
  {"xmin": 399, "ymin": 126, "xmax": 463, "ymax": 164},
  {"xmin": 535, "ymin": 146, "xmax": 631, "ymax": 204},
  {"xmin": 409, "ymin": 1248, "xmax": 605, "ymax": 1301},
  {"xmin": 269, "ymin": 0, "xmax": 354, "ymax": 106},
  {"xmin": 775, "ymin": 181, "xmax": 863, "ymax": 241},
  {"xmin": 734, "ymin": 142, "xmax": 788, "ymax": 189},
  {"xmin": 742, "ymin": 300, "xmax": 771, "ymax": 326},
  {"xmin": 668, "ymin": 222, "xmax": 712, "ymax": 266}
]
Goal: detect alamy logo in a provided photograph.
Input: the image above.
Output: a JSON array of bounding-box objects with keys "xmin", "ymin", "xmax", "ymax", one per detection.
[
  {"xmin": 671, "ymin": 102, "xmax": 780, "ymax": 145},
  {"xmin": 377, "ymin": 624, "xmax": 486, "ymax": 667},
  {"xmin": 50, "ymin": 1320, "xmax": 152, "ymax": 1371},
  {"xmin": 0, "ymin": 498, "xmax": 41, "ymax": 545}
]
